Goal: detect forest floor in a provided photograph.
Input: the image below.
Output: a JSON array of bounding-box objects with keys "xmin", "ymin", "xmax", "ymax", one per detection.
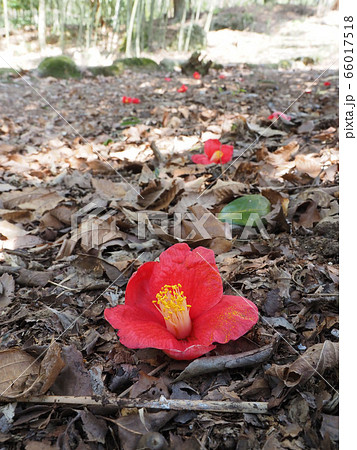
[
  {"xmin": 0, "ymin": 56, "xmax": 339, "ymax": 449},
  {"xmin": 0, "ymin": 4, "xmax": 338, "ymax": 450}
]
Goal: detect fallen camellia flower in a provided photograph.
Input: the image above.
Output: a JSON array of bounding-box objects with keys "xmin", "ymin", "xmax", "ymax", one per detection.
[
  {"xmin": 122, "ymin": 96, "xmax": 140, "ymax": 104},
  {"xmin": 105, "ymin": 244, "xmax": 258, "ymax": 360},
  {"xmin": 164, "ymin": 77, "xmax": 172, "ymax": 82},
  {"xmin": 193, "ymin": 71, "xmax": 201, "ymax": 79},
  {"xmin": 324, "ymin": 81, "xmax": 331, "ymax": 86},
  {"xmin": 177, "ymin": 84, "xmax": 188, "ymax": 93},
  {"xmin": 191, "ymin": 139, "xmax": 234, "ymax": 165},
  {"xmin": 268, "ymin": 111, "xmax": 291, "ymax": 121}
]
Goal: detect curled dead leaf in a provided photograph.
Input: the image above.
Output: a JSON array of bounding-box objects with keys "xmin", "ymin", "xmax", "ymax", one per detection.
[
  {"xmin": 0, "ymin": 343, "xmax": 65, "ymax": 400},
  {"xmin": 266, "ymin": 341, "xmax": 338, "ymax": 387}
]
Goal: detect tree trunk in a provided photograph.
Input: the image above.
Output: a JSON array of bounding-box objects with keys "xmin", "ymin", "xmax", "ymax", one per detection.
[
  {"xmin": 2, "ymin": 0, "xmax": 10, "ymax": 51},
  {"xmin": 126, "ymin": 0, "xmax": 140, "ymax": 57},
  {"xmin": 59, "ymin": 0, "xmax": 68, "ymax": 53},
  {"xmin": 109, "ymin": 0, "xmax": 121, "ymax": 52},
  {"xmin": 135, "ymin": 0, "xmax": 144, "ymax": 56},
  {"xmin": 173, "ymin": 0, "xmax": 185, "ymax": 20},
  {"xmin": 204, "ymin": 0, "xmax": 215, "ymax": 34},
  {"xmin": 147, "ymin": 0, "xmax": 156, "ymax": 51},
  {"xmin": 38, "ymin": 0, "xmax": 46, "ymax": 53},
  {"xmin": 177, "ymin": 0, "xmax": 187, "ymax": 51},
  {"xmin": 184, "ymin": 5, "xmax": 195, "ymax": 51}
]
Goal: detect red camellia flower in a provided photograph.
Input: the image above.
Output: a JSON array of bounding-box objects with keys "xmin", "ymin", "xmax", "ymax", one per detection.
[
  {"xmin": 105, "ymin": 244, "xmax": 258, "ymax": 360},
  {"xmin": 177, "ymin": 84, "xmax": 188, "ymax": 93},
  {"xmin": 191, "ymin": 139, "xmax": 234, "ymax": 165},
  {"xmin": 268, "ymin": 111, "xmax": 291, "ymax": 121},
  {"xmin": 219, "ymin": 74, "xmax": 226, "ymax": 79},
  {"xmin": 324, "ymin": 81, "xmax": 331, "ymax": 86},
  {"xmin": 193, "ymin": 71, "xmax": 201, "ymax": 79},
  {"xmin": 122, "ymin": 96, "xmax": 140, "ymax": 104},
  {"xmin": 164, "ymin": 77, "xmax": 172, "ymax": 82}
]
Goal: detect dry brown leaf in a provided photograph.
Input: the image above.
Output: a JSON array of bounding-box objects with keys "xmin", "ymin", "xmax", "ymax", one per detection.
[
  {"xmin": 16, "ymin": 268, "xmax": 53, "ymax": 287},
  {"xmin": 0, "ymin": 343, "xmax": 65, "ymax": 400},
  {"xmin": 0, "ymin": 349, "xmax": 40, "ymax": 399},
  {"xmin": 247, "ymin": 122, "xmax": 286, "ymax": 137},
  {"xmin": 138, "ymin": 179, "xmax": 183, "ymax": 210},
  {"xmin": 295, "ymin": 200, "xmax": 321, "ymax": 228},
  {"xmin": 0, "ymin": 220, "xmax": 43, "ymax": 250},
  {"xmin": 295, "ymin": 153, "xmax": 322, "ymax": 178},
  {"xmin": 92, "ymin": 177, "xmax": 127, "ymax": 199},
  {"xmin": 0, "ymin": 273, "xmax": 15, "ymax": 308},
  {"xmin": 56, "ymin": 237, "xmax": 77, "ymax": 260},
  {"xmin": 313, "ymin": 127, "xmax": 336, "ymax": 141},
  {"xmin": 0, "ymin": 209, "xmax": 34, "ymax": 223},
  {"xmin": 1, "ymin": 187, "xmax": 64, "ymax": 215},
  {"xmin": 266, "ymin": 341, "xmax": 338, "ymax": 387},
  {"xmin": 38, "ymin": 343, "xmax": 65, "ymax": 395},
  {"xmin": 210, "ymin": 179, "xmax": 246, "ymax": 203}
]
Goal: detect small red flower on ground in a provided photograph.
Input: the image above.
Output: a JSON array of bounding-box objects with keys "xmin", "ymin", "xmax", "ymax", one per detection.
[
  {"xmin": 268, "ymin": 111, "xmax": 291, "ymax": 121},
  {"xmin": 324, "ymin": 81, "xmax": 331, "ymax": 86},
  {"xmin": 191, "ymin": 139, "xmax": 234, "ymax": 165},
  {"xmin": 193, "ymin": 71, "xmax": 201, "ymax": 79},
  {"xmin": 122, "ymin": 96, "xmax": 140, "ymax": 104},
  {"xmin": 219, "ymin": 74, "xmax": 226, "ymax": 79},
  {"xmin": 164, "ymin": 77, "xmax": 172, "ymax": 82},
  {"xmin": 105, "ymin": 244, "xmax": 258, "ymax": 360},
  {"xmin": 177, "ymin": 84, "xmax": 188, "ymax": 93}
]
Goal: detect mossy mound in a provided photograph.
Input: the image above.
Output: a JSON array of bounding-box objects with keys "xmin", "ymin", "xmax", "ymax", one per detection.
[
  {"xmin": 113, "ymin": 57, "xmax": 159, "ymax": 72},
  {"xmin": 0, "ymin": 68, "xmax": 17, "ymax": 80},
  {"xmin": 159, "ymin": 58, "xmax": 185, "ymax": 71},
  {"xmin": 88, "ymin": 64, "xmax": 124, "ymax": 77},
  {"xmin": 38, "ymin": 56, "xmax": 81, "ymax": 79}
]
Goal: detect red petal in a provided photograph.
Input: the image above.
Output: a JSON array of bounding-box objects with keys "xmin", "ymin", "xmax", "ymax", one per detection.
[
  {"xmin": 124, "ymin": 244, "xmax": 222, "ymax": 320},
  {"xmin": 192, "ymin": 295, "xmax": 259, "ymax": 345},
  {"xmin": 124, "ymin": 261, "xmax": 165, "ymax": 322},
  {"xmin": 150, "ymin": 244, "xmax": 223, "ymax": 319},
  {"xmin": 104, "ymin": 304, "xmax": 215, "ymax": 360},
  {"xmin": 163, "ymin": 344, "xmax": 215, "ymax": 360},
  {"xmin": 220, "ymin": 145, "xmax": 234, "ymax": 163},
  {"xmin": 204, "ymin": 139, "xmax": 221, "ymax": 158},
  {"xmin": 191, "ymin": 154, "xmax": 212, "ymax": 165}
]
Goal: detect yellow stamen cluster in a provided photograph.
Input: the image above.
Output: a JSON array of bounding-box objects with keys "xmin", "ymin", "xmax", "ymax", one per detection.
[
  {"xmin": 210, "ymin": 150, "xmax": 224, "ymax": 163},
  {"xmin": 153, "ymin": 284, "xmax": 192, "ymax": 339}
]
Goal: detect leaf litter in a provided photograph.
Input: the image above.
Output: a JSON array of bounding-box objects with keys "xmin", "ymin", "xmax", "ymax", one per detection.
[{"xmin": 0, "ymin": 62, "xmax": 338, "ymax": 448}]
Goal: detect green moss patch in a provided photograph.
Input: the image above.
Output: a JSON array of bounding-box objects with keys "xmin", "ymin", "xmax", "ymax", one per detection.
[
  {"xmin": 113, "ymin": 57, "xmax": 160, "ymax": 72},
  {"xmin": 0, "ymin": 68, "xmax": 17, "ymax": 80},
  {"xmin": 88, "ymin": 64, "xmax": 124, "ymax": 77},
  {"xmin": 38, "ymin": 56, "xmax": 81, "ymax": 79}
]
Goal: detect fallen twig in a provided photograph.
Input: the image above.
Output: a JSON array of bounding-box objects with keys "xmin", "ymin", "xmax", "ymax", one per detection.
[
  {"xmin": 3, "ymin": 395, "xmax": 269, "ymax": 414},
  {"xmin": 175, "ymin": 339, "xmax": 277, "ymax": 381}
]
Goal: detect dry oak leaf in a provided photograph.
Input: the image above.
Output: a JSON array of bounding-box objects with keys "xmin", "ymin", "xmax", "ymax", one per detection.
[{"xmin": 266, "ymin": 340, "xmax": 338, "ymax": 387}]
